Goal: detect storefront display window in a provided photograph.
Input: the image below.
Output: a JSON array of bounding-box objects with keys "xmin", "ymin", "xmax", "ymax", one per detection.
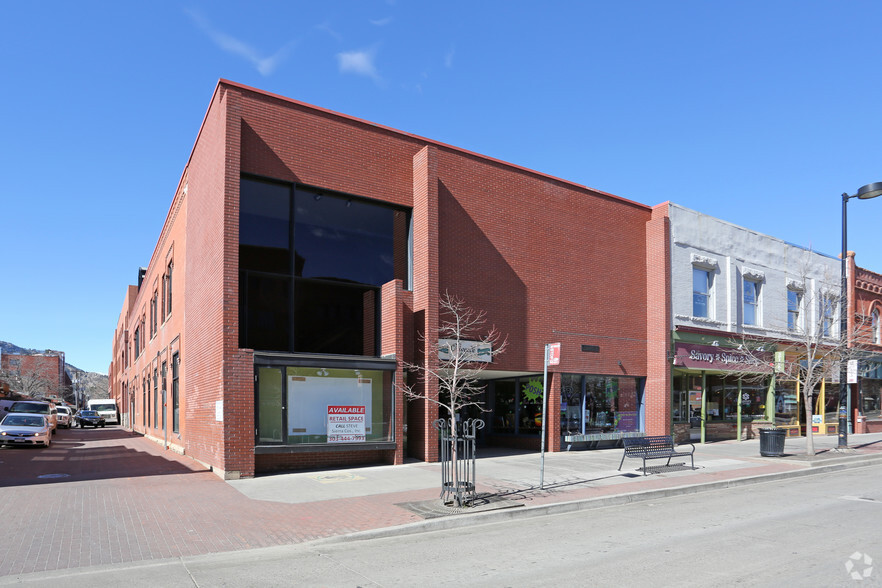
[
  {"xmin": 559, "ymin": 374, "xmax": 643, "ymax": 435},
  {"xmin": 519, "ymin": 377, "xmax": 544, "ymax": 434},
  {"xmin": 775, "ymin": 380, "xmax": 799, "ymax": 426},
  {"xmin": 492, "ymin": 380, "xmax": 516, "ymax": 434},
  {"xmin": 255, "ymin": 363, "xmax": 393, "ymax": 445},
  {"xmin": 861, "ymin": 361, "xmax": 882, "ymax": 420},
  {"xmin": 861, "ymin": 379, "xmax": 881, "ymax": 419}
]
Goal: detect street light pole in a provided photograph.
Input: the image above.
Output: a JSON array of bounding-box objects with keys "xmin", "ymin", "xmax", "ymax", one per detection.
[{"xmin": 839, "ymin": 182, "xmax": 882, "ymax": 449}]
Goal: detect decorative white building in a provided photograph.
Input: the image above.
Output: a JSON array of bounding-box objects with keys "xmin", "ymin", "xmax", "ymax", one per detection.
[{"xmin": 667, "ymin": 203, "xmax": 841, "ymax": 441}]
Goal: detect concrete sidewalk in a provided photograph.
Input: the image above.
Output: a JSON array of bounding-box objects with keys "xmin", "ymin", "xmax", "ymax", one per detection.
[
  {"xmin": 2, "ymin": 429, "xmax": 882, "ymax": 582},
  {"xmin": 228, "ymin": 432, "xmax": 882, "ymax": 529}
]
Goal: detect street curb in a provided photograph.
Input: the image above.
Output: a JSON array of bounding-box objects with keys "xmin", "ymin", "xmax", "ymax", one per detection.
[{"xmin": 318, "ymin": 452, "xmax": 882, "ymax": 545}]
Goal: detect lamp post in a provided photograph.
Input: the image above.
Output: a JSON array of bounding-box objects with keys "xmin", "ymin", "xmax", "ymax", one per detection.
[{"xmin": 839, "ymin": 182, "xmax": 882, "ymax": 449}]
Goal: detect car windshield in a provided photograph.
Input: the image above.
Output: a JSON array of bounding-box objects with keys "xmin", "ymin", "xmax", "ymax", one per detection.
[
  {"xmin": 80, "ymin": 411, "xmax": 98, "ymax": 416},
  {"xmin": 10, "ymin": 403, "xmax": 49, "ymax": 414},
  {"xmin": 1, "ymin": 415, "xmax": 45, "ymax": 427},
  {"xmin": 57, "ymin": 407, "xmax": 70, "ymax": 414},
  {"xmin": 90, "ymin": 404, "xmax": 115, "ymax": 412}
]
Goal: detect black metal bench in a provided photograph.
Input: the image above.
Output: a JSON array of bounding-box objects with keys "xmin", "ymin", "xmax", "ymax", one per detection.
[{"xmin": 618, "ymin": 435, "xmax": 695, "ymax": 475}]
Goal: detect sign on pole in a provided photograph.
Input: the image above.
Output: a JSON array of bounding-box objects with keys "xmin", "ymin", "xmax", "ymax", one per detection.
[
  {"xmin": 540, "ymin": 342, "xmax": 561, "ymax": 489},
  {"xmin": 847, "ymin": 359, "xmax": 858, "ymax": 384},
  {"xmin": 547, "ymin": 342, "xmax": 561, "ymax": 366}
]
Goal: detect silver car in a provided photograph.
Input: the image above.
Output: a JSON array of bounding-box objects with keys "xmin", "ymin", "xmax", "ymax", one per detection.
[{"xmin": 0, "ymin": 414, "xmax": 52, "ymax": 447}]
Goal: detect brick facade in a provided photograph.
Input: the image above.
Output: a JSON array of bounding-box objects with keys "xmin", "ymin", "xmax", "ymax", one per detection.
[{"xmin": 110, "ymin": 79, "xmax": 672, "ymax": 478}]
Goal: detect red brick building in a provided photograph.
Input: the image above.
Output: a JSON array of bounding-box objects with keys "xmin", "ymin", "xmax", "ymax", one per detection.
[
  {"xmin": 110, "ymin": 80, "xmax": 671, "ymax": 478},
  {"xmin": 849, "ymin": 256, "xmax": 882, "ymax": 432},
  {"xmin": 1, "ymin": 351, "xmax": 69, "ymax": 401}
]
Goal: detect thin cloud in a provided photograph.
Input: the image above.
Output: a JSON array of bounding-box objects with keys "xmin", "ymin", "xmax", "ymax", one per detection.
[
  {"xmin": 370, "ymin": 17, "xmax": 393, "ymax": 26},
  {"xmin": 338, "ymin": 48, "xmax": 381, "ymax": 82},
  {"xmin": 186, "ymin": 8, "xmax": 294, "ymax": 76},
  {"xmin": 445, "ymin": 44, "xmax": 456, "ymax": 68},
  {"xmin": 316, "ymin": 21, "xmax": 343, "ymax": 42}
]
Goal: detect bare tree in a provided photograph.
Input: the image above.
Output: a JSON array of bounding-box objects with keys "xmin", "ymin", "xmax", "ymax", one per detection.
[
  {"xmin": 0, "ymin": 361, "xmax": 57, "ymax": 399},
  {"xmin": 399, "ymin": 292, "xmax": 507, "ymax": 503}
]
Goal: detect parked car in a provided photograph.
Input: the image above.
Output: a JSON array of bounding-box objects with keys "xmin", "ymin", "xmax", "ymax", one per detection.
[
  {"xmin": 55, "ymin": 405, "xmax": 73, "ymax": 429},
  {"xmin": 0, "ymin": 413, "xmax": 52, "ymax": 447},
  {"xmin": 5, "ymin": 401, "xmax": 57, "ymax": 434},
  {"xmin": 76, "ymin": 410, "xmax": 106, "ymax": 428}
]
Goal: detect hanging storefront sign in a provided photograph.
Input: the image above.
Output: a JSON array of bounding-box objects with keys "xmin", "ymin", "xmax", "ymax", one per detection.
[{"xmin": 672, "ymin": 342, "xmax": 773, "ymax": 373}]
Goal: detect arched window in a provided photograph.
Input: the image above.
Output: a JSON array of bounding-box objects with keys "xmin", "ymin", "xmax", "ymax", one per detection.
[{"xmin": 873, "ymin": 309, "xmax": 880, "ymax": 345}]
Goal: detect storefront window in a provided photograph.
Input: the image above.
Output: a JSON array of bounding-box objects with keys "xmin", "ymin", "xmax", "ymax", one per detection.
[
  {"xmin": 519, "ymin": 377, "xmax": 544, "ymax": 434},
  {"xmin": 492, "ymin": 380, "xmax": 516, "ymax": 434},
  {"xmin": 672, "ymin": 372, "xmax": 703, "ymax": 424},
  {"xmin": 559, "ymin": 374, "xmax": 643, "ymax": 435},
  {"xmin": 255, "ymin": 363, "xmax": 393, "ymax": 445},
  {"xmin": 861, "ymin": 379, "xmax": 881, "ymax": 419},
  {"xmin": 821, "ymin": 382, "xmax": 839, "ymax": 425},
  {"xmin": 738, "ymin": 380, "xmax": 768, "ymax": 419},
  {"xmin": 775, "ymin": 380, "xmax": 799, "ymax": 426},
  {"xmin": 257, "ymin": 367, "xmax": 283, "ymax": 443}
]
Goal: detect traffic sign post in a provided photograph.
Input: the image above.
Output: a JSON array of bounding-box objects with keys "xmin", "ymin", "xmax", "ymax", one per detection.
[{"xmin": 540, "ymin": 343, "xmax": 560, "ymax": 489}]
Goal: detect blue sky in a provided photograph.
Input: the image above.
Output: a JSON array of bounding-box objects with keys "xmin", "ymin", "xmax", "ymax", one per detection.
[{"xmin": 2, "ymin": 1, "xmax": 881, "ymax": 374}]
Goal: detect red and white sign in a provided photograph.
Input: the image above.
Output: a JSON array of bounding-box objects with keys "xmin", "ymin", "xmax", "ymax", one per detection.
[
  {"xmin": 327, "ymin": 405, "xmax": 366, "ymax": 443},
  {"xmin": 547, "ymin": 343, "xmax": 561, "ymax": 366}
]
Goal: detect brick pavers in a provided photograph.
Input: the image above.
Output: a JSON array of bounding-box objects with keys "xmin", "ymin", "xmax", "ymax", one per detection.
[{"xmin": 0, "ymin": 428, "xmax": 426, "ymax": 577}]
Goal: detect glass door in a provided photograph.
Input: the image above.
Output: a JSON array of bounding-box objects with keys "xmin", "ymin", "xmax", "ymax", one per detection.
[{"xmin": 256, "ymin": 367, "xmax": 284, "ymax": 443}]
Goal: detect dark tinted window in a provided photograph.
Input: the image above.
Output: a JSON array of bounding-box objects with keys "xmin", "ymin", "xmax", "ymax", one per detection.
[{"xmin": 239, "ymin": 177, "xmax": 409, "ymax": 355}]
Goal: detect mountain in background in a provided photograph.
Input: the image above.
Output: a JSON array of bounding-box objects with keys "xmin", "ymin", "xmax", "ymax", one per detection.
[{"xmin": 0, "ymin": 340, "xmax": 109, "ymax": 400}]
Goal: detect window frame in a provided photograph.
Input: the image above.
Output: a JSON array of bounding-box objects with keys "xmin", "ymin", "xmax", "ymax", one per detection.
[
  {"xmin": 743, "ymin": 278, "xmax": 761, "ymax": 326},
  {"xmin": 172, "ymin": 353, "xmax": 180, "ymax": 434},
  {"xmin": 787, "ymin": 288, "xmax": 803, "ymax": 332},
  {"xmin": 821, "ymin": 293, "xmax": 837, "ymax": 338},
  {"xmin": 872, "ymin": 309, "xmax": 880, "ymax": 345},
  {"xmin": 692, "ymin": 267, "xmax": 711, "ymax": 319}
]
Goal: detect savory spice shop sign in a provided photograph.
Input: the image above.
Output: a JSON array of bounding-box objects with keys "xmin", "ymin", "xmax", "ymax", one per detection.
[{"xmin": 673, "ymin": 342, "xmax": 773, "ymax": 373}]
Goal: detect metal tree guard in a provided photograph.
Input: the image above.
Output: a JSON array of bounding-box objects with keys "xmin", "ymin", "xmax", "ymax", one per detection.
[{"xmin": 434, "ymin": 417, "xmax": 484, "ymax": 507}]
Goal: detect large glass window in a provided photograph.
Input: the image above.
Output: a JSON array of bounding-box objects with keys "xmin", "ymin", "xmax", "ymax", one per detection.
[
  {"xmin": 239, "ymin": 177, "xmax": 410, "ymax": 356},
  {"xmin": 775, "ymin": 380, "xmax": 799, "ymax": 426},
  {"xmin": 861, "ymin": 377, "xmax": 881, "ymax": 420},
  {"xmin": 693, "ymin": 268, "xmax": 710, "ymax": 318},
  {"xmin": 254, "ymin": 363, "xmax": 393, "ymax": 446},
  {"xmin": 787, "ymin": 289, "xmax": 802, "ymax": 331},
  {"xmin": 559, "ymin": 374, "xmax": 643, "ymax": 435},
  {"xmin": 671, "ymin": 372, "xmax": 702, "ymax": 424},
  {"xmin": 743, "ymin": 279, "xmax": 760, "ymax": 326},
  {"xmin": 492, "ymin": 380, "xmax": 516, "ymax": 434}
]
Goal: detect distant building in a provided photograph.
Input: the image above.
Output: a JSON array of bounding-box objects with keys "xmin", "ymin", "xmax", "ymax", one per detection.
[{"xmin": 0, "ymin": 351, "xmax": 70, "ymax": 401}]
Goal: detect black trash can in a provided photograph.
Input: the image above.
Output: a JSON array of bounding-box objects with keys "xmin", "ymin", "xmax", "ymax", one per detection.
[{"xmin": 759, "ymin": 428, "xmax": 786, "ymax": 457}]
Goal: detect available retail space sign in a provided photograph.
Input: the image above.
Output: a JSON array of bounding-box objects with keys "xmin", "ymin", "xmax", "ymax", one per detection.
[
  {"xmin": 327, "ymin": 405, "xmax": 366, "ymax": 443},
  {"xmin": 673, "ymin": 342, "xmax": 773, "ymax": 373}
]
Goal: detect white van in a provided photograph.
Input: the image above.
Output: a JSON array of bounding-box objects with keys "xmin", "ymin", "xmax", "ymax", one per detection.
[{"xmin": 87, "ymin": 399, "xmax": 119, "ymax": 425}]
